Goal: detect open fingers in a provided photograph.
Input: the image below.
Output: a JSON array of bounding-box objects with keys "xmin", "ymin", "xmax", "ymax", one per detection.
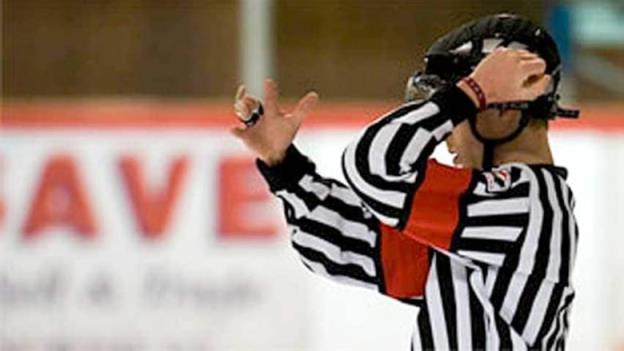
[
  {"xmin": 263, "ymin": 79, "xmax": 280, "ymax": 117},
  {"xmin": 291, "ymin": 91, "xmax": 319, "ymax": 123},
  {"xmin": 235, "ymin": 84, "xmax": 246, "ymax": 101},
  {"xmin": 234, "ymin": 96, "xmax": 257, "ymax": 119}
]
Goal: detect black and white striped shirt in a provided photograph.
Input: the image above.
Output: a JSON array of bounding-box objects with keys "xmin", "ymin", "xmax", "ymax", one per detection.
[{"xmin": 257, "ymin": 85, "xmax": 578, "ymax": 350}]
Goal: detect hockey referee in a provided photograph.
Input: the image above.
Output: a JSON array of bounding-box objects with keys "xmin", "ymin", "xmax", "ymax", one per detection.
[{"xmin": 233, "ymin": 14, "xmax": 579, "ymax": 350}]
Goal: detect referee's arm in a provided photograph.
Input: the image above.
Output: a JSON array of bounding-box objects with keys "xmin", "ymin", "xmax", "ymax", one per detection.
[
  {"xmin": 257, "ymin": 145, "xmax": 431, "ymax": 301},
  {"xmin": 341, "ymin": 85, "xmax": 477, "ymax": 230}
]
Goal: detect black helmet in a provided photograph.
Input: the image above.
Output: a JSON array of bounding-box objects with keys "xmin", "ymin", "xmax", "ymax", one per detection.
[{"xmin": 405, "ymin": 13, "xmax": 579, "ymax": 168}]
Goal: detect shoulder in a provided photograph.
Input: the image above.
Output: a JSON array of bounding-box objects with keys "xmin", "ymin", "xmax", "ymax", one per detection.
[{"xmin": 468, "ymin": 163, "xmax": 573, "ymax": 214}]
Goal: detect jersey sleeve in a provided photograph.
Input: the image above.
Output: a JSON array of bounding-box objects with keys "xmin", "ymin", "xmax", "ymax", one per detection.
[
  {"xmin": 341, "ymin": 85, "xmax": 477, "ymax": 229},
  {"xmin": 257, "ymin": 145, "xmax": 431, "ymax": 301}
]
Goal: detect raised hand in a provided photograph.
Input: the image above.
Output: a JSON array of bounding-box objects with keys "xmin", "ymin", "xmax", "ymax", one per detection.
[
  {"xmin": 468, "ymin": 47, "xmax": 552, "ymax": 104},
  {"xmin": 232, "ymin": 79, "xmax": 319, "ymax": 166}
]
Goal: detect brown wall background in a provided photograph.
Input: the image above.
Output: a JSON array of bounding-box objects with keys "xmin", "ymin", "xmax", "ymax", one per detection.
[
  {"xmin": 3, "ymin": 0, "xmax": 239, "ymax": 97},
  {"xmin": 3, "ymin": 0, "xmax": 543, "ymax": 99}
]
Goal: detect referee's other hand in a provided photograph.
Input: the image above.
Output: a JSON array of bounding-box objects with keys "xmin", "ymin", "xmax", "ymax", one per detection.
[{"xmin": 231, "ymin": 79, "xmax": 319, "ymax": 166}]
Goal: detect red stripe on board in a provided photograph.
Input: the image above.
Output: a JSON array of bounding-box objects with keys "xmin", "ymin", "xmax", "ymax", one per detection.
[{"xmin": 2, "ymin": 101, "xmax": 623, "ymax": 132}]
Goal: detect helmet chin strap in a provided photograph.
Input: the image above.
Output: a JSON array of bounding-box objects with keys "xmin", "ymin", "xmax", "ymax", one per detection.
[{"xmin": 467, "ymin": 111, "xmax": 531, "ymax": 170}]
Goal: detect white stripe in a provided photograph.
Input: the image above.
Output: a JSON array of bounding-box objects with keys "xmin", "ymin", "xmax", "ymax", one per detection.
[
  {"xmin": 308, "ymin": 206, "xmax": 377, "ymax": 247},
  {"xmin": 368, "ymin": 123, "xmax": 401, "ymax": 179},
  {"xmin": 473, "ymin": 182, "xmax": 496, "ymax": 197},
  {"xmin": 543, "ymin": 170, "xmax": 563, "ymax": 283},
  {"xmin": 367, "ymin": 206, "xmax": 400, "ymax": 227},
  {"xmin": 393, "ymin": 102, "xmax": 439, "ymax": 125},
  {"xmin": 486, "ymin": 316, "xmax": 500, "ymax": 351},
  {"xmin": 457, "ymin": 250, "xmax": 505, "ymax": 266},
  {"xmin": 511, "ymin": 171, "xmax": 530, "ymax": 188},
  {"xmin": 343, "ymin": 142, "xmax": 406, "ymax": 208},
  {"xmin": 540, "ymin": 293, "xmax": 565, "ymax": 349},
  {"xmin": 432, "ymin": 119, "xmax": 454, "ymax": 140},
  {"xmin": 276, "ymin": 190, "xmax": 309, "ymax": 218},
  {"xmin": 522, "ymin": 281, "xmax": 555, "ymax": 344},
  {"xmin": 466, "ymin": 272, "xmax": 499, "ymax": 351},
  {"xmin": 299, "ymin": 256, "xmax": 378, "ymax": 291},
  {"xmin": 451, "ymin": 262, "xmax": 472, "ymax": 351},
  {"xmin": 329, "ymin": 185, "xmax": 364, "ymax": 208},
  {"xmin": 399, "ymin": 129, "xmax": 431, "ymax": 174},
  {"xmin": 514, "ymin": 166, "xmax": 544, "ymax": 275},
  {"xmin": 461, "ymin": 226, "xmax": 523, "ymax": 241},
  {"xmin": 411, "ymin": 310, "xmax": 423, "ymax": 349},
  {"xmin": 500, "ymin": 273, "xmax": 529, "ymax": 322},
  {"xmin": 298, "ymin": 174, "xmax": 330, "ymax": 200},
  {"xmin": 500, "ymin": 167, "xmax": 543, "ymax": 321},
  {"xmin": 560, "ymin": 303, "xmax": 573, "ymax": 342},
  {"xmin": 467, "ymin": 198, "xmax": 529, "ymax": 217},
  {"xmin": 510, "ymin": 330, "xmax": 529, "ymax": 351},
  {"xmin": 292, "ymin": 230, "xmax": 376, "ymax": 276},
  {"xmin": 560, "ymin": 180, "xmax": 577, "ymax": 274},
  {"xmin": 484, "ymin": 266, "xmax": 499, "ymax": 298},
  {"xmin": 541, "ymin": 287, "xmax": 573, "ymax": 349},
  {"xmin": 425, "ymin": 256, "xmax": 450, "ymax": 351}
]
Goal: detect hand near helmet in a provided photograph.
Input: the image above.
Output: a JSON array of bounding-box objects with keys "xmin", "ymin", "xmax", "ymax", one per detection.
[{"xmin": 459, "ymin": 48, "xmax": 552, "ymax": 108}]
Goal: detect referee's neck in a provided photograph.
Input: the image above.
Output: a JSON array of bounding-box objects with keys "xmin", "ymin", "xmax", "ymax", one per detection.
[{"xmin": 492, "ymin": 125, "xmax": 554, "ymax": 166}]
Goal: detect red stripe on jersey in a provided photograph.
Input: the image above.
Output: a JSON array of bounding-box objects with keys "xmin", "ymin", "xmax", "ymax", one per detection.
[
  {"xmin": 403, "ymin": 159, "xmax": 473, "ymax": 250},
  {"xmin": 379, "ymin": 224, "xmax": 430, "ymax": 298}
]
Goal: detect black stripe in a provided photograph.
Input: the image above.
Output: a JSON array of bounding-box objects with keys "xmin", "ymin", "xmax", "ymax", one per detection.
[
  {"xmin": 399, "ymin": 297, "xmax": 424, "ymax": 307},
  {"xmin": 552, "ymin": 174, "xmax": 571, "ymax": 283},
  {"xmin": 545, "ymin": 291, "xmax": 574, "ymax": 350},
  {"xmin": 384, "ymin": 124, "xmax": 444, "ymax": 188},
  {"xmin": 398, "ymin": 141, "xmax": 439, "ymax": 229},
  {"xmin": 384, "ymin": 116, "xmax": 450, "ymax": 179},
  {"xmin": 471, "ymin": 170, "xmax": 529, "ymax": 311},
  {"xmin": 385, "ymin": 123, "xmax": 422, "ymax": 175},
  {"xmin": 469, "ymin": 181, "xmax": 530, "ymax": 201},
  {"xmin": 535, "ymin": 285, "xmax": 564, "ymax": 344},
  {"xmin": 455, "ymin": 238, "xmax": 515, "ymax": 253},
  {"xmin": 489, "ymin": 267, "xmax": 516, "ymax": 311},
  {"xmin": 494, "ymin": 314, "xmax": 513, "ymax": 350},
  {"xmin": 463, "ymin": 213, "xmax": 529, "ymax": 228},
  {"xmin": 450, "ymin": 171, "xmax": 479, "ymax": 251},
  {"xmin": 468, "ymin": 285, "xmax": 486, "ymax": 350},
  {"xmin": 510, "ymin": 167, "xmax": 523, "ymax": 184},
  {"xmin": 417, "ymin": 305, "xmax": 435, "ymax": 350},
  {"xmin": 291, "ymin": 217, "xmax": 375, "ymax": 257},
  {"xmin": 351, "ymin": 107, "xmax": 425, "ymax": 194},
  {"xmin": 373, "ymin": 221, "xmax": 386, "ymax": 293},
  {"xmin": 341, "ymin": 152, "xmax": 405, "ymax": 220},
  {"xmin": 322, "ymin": 194, "xmax": 379, "ymax": 232},
  {"xmin": 285, "ymin": 184, "xmax": 320, "ymax": 212},
  {"xmin": 511, "ymin": 170, "xmax": 554, "ymax": 332},
  {"xmin": 435, "ymin": 256, "xmax": 458, "ymax": 349},
  {"xmin": 293, "ymin": 242, "xmax": 377, "ymax": 283},
  {"xmin": 560, "ymin": 305, "xmax": 572, "ymax": 350},
  {"xmin": 288, "ymin": 176, "xmax": 376, "ymax": 229}
]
